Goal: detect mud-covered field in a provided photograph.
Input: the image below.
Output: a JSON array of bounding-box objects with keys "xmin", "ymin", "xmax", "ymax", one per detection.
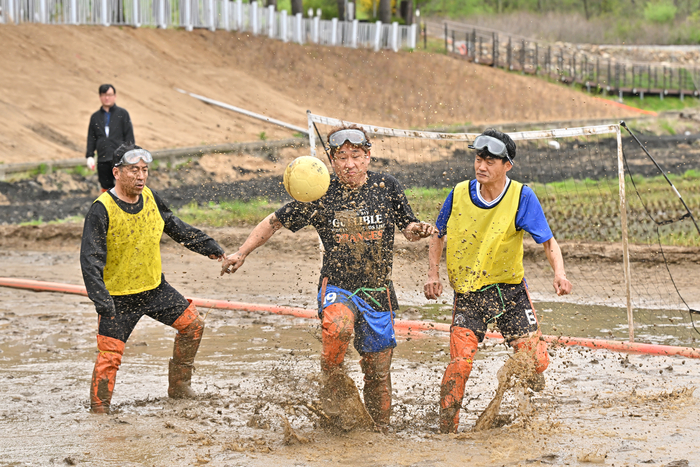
[{"xmin": 1, "ymin": 227, "xmax": 699, "ymax": 466}]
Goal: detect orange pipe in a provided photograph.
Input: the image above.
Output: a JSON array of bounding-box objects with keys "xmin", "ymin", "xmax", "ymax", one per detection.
[{"xmin": 1, "ymin": 277, "xmax": 698, "ymax": 358}]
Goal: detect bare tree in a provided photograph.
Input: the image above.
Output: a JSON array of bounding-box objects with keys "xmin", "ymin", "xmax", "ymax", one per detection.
[
  {"xmin": 267, "ymin": 0, "xmax": 277, "ymax": 8},
  {"xmin": 337, "ymin": 0, "xmax": 345, "ymax": 20},
  {"xmin": 379, "ymin": 0, "xmax": 391, "ymax": 23},
  {"xmin": 291, "ymin": 0, "xmax": 303, "ymax": 15}
]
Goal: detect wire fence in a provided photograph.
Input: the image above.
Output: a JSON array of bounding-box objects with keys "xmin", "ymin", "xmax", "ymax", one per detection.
[
  {"xmin": 0, "ymin": 0, "xmax": 418, "ymax": 51},
  {"xmin": 434, "ymin": 21, "xmax": 700, "ymax": 99}
]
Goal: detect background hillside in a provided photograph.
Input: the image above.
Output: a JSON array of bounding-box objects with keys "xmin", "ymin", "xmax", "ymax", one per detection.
[
  {"xmin": 420, "ymin": 0, "xmax": 700, "ymax": 44},
  {"xmin": 0, "ymin": 24, "xmax": 636, "ymax": 164}
]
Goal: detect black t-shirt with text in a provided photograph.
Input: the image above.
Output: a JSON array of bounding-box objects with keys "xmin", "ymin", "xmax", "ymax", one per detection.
[{"xmin": 275, "ymin": 171, "xmax": 418, "ymax": 297}]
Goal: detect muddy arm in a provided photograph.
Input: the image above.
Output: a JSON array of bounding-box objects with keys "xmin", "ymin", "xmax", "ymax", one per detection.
[
  {"xmin": 542, "ymin": 237, "xmax": 572, "ymax": 296},
  {"xmin": 221, "ymin": 213, "xmax": 283, "ymax": 275}
]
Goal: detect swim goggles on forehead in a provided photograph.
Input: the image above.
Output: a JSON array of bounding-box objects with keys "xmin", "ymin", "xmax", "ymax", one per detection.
[
  {"xmin": 328, "ymin": 129, "xmax": 371, "ymax": 149},
  {"xmin": 114, "ymin": 148, "xmax": 153, "ymax": 167},
  {"xmin": 469, "ymin": 135, "xmax": 513, "ymax": 165}
]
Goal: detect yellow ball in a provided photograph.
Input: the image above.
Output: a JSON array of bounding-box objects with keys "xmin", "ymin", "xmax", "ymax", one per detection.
[{"xmin": 283, "ymin": 156, "xmax": 331, "ymax": 202}]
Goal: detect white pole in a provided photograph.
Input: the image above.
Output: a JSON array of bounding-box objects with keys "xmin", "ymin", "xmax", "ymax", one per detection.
[
  {"xmin": 331, "ymin": 17, "xmax": 337, "ymax": 46},
  {"xmin": 307, "ymin": 110, "xmax": 316, "ymax": 158},
  {"xmin": 158, "ymin": 0, "xmax": 165, "ymax": 28},
  {"xmin": 347, "ymin": 1, "xmax": 354, "ymax": 21},
  {"xmin": 410, "ymin": 23, "xmax": 416, "ymax": 49},
  {"xmin": 351, "ymin": 19, "xmax": 358, "ymax": 48},
  {"xmin": 235, "ymin": 0, "xmax": 242, "ymax": 30},
  {"xmin": 250, "ymin": 0, "xmax": 257, "ymax": 34},
  {"xmin": 207, "ymin": 0, "xmax": 214, "ymax": 30},
  {"xmin": 295, "ymin": 12, "xmax": 302, "ymax": 44},
  {"xmin": 373, "ymin": 20, "xmax": 381, "ymax": 51},
  {"xmin": 70, "ymin": 0, "xmax": 77, "ymax": 24},
  {"xmin": 102, "ymin": 0, "xmax": 109, "ymax": 26},
  {"xmin": 133, "ymin": 0, "xmax": 139, "ymax": 27},
  {"xmin": 223, "ymin": 0, "xmax": 229, "ymax": 31},
  {"xmin": 39, "ymin": 0, "xmax": 46, "ymax": 23},
  {"xmin": 313, "ymin": 15, "xmax": 319, "ymax": 43},
  {"xmin": 281, "ymin": 10, "xmax": 287, "ymax": 42},
  {"xmin": 616, "ymin": 125, "xmax": 634, "ymax": 342},
  {"xmin": 391, "ymin": 21, "xmax": 398, "ymax": 52},
  {"xmin": 184, "ymin": 0, "xmax": 191, "ymax": 30},
  {"xmin": 267, "ymin": 5, "xmax": 274, "ymax": 37}
]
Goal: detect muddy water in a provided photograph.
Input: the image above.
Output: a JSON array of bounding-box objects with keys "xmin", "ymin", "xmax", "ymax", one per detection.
[{"xmin": 2, "ymin": 283, "xmax": 699, "ymax": 466}]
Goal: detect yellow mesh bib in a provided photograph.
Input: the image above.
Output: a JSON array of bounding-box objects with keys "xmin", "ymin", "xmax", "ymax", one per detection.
[
  {"xmin": 96, "ymin": 186, "xmax": 164, "ymax": 296},
  {"xmin": 446, "ymin": 180, "xmax": 525, "ymax": 293}
]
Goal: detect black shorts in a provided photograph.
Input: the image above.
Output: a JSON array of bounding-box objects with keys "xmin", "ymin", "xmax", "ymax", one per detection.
[
  {"xmin": 97, "ymin": 160, "xmax": 115, "ymax": 190},
  {"xmin": 98, "ymin": 277, "xmax": 190, "ymax": 343},
  {"xmin": 451, "ymin": 280, "xmax": 539, "ymax": 343}
]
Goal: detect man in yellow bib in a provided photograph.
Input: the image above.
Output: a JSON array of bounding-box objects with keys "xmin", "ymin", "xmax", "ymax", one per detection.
[
  {"xmin": 80, "ymin": 144, "xmax": 225, "ymax": 414},
  {"xmin": 423, "ymin": 129, "xmax": 572, "ymax": 433}
]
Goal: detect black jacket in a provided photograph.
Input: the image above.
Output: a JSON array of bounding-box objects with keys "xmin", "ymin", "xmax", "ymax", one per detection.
[
  {"xmin": 86, "ymin": 105, "xmax": 135, "ymax": 162},
  {"xmin": 80, "ymin": 189, "xmax": 225, "ymax": 316}
]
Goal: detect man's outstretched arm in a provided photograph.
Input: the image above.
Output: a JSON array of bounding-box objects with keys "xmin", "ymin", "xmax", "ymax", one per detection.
[
  {"xmin": 221, "ymin": 213, "xmax": 283, "ymax": 276},
  {"xmin": 424, "ymin": 232, "xmax": 445, "ymax": 299},
  {"xmin": 542, "ymin": 237, "xmax": 572, "ymax": 296}
]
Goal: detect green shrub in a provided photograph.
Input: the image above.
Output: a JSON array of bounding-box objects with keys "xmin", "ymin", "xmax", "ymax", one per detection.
[{"xmin": 644, "ymin": 0, "xmax": 676, "ymax": 23}]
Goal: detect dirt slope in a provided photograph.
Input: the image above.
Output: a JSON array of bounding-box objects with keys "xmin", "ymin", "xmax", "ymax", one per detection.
[{"xmin": 0, "ymin": 24, "xmax": 637, "ymax": 164}]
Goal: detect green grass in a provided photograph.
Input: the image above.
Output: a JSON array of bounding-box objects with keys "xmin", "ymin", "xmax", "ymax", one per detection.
[
  {"xmin": 598, "ymin": 94, "xmax": 700, "ymax": 113},
  {"xmin": 18, "ymin": 215, "xmax": 84, "ymax": 226},
  {"xmin": 175, "ymin": 199, "xmax": 282, "ymax": 227}
]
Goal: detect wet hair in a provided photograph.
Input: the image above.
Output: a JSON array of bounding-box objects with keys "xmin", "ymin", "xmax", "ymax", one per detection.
[
  {"xmin": 114, "ymin": 143, "xmax": 143, "ymax": 168},
  {"xmin": 99, "ymin": 84, "xmax": 116, "ymax": 95},
  {"xmin": 478, "ymin": 128, "xmax": 516, "ymax": 161},
  {"xmin": 327, "ymin": 124, "xmax": 371, "ymax": 158}
]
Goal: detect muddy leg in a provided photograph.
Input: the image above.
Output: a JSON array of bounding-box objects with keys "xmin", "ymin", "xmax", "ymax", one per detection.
[
  {"xmin": 439, "ymin": 327, "xmax": 479, "ymax": 433},
  {"xmin": 169, "ymin": 301, "xmax": 204, "ymax": 399},
  {"xmin": 511, "ymin": 332, "xmax": 549, "ymax": 392},
  {"xmin": 319, "ymin": 303, "xmax": 355, "ymax": 415},
  {"xmin": 90, "ymin": 335, "xmax": 124, "ymax": 414},
  {"xmin": 360, "ymin": 348, "xmax": 393, "ymax": 428}
]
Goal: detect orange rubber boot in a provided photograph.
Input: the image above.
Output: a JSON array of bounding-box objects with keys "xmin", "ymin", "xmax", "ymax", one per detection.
[
  {"xmin": 360, "ymin": 348, "xmax": 393, "ymax": 427},
  {"xmin": 320, "ymin": 303, "xmax": 354, "ymax": 373},
  {"xmin": 439, "ymin": 327, "xmax": 479, "ymax": 433},
  {"xmin": 169, "ymin": 301, "xmax": 204, "ymax": 399},
  {"xmin": 90, "ymin": 335, "xmax": 125, "ymax": 414}
]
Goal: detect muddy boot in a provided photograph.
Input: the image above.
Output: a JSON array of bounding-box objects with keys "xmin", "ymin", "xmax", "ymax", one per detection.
[
  {"xmin": 439, "ymin": 328, "xmax": 479, "ymax": 433},
  {"xmin": 168, "ymin": 302, "xmax": 204, "ymax": 399},
  {"xmin": 525, "ymin": 372, "xmax": 546, "ymax": 392},
  {"xmin": 90, "ymin": 335, "xmax": 124, "ymax": 414},
  {"xmin": 360, "ymin": 348, "xmax": 393, "ymax": 428}
]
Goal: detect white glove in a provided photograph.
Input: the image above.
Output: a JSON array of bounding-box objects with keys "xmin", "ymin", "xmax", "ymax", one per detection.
[{"xmin": 86, "ymin": 156, "xmax": 96, "ymax": 171}]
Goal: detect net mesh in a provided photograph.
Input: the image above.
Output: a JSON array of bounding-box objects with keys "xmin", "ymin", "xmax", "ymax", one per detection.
[{"xmin": 308, "ymin": 112, "xmax": 699, "ymax": 347}]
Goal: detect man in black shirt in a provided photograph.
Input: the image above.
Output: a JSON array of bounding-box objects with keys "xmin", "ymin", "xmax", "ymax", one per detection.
[
  {"xmin": 86, "ymin": 84, "xmax": 135, "ymax": 191},
  {"xmin": 81, "ymin": 144, "xmax": 225, "ymax": 413},
  {"xmin": 221, "ymin": 126, "xmax": 435, "ymax": 430}
]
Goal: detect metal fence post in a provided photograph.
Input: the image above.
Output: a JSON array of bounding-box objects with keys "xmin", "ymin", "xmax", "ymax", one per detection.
[
  {"xmin": 391, "ymin": 21, "xmax": 398, "ymax": 52},
  {"xmin": 281, "ymin": 10, "xmax": 287, "ymax": 42},
  {"xmin": 313, "ymin": 15, "xmax": 319, "ymax": 43},
  {"xmin": 208, "ymin": 0, "xmax": 215, "ymax": 31},
  {"xmin": 492, "ymin": 32, "xmax": 498, "ymax": 68},
  {"xmin": 507, "ymin": 37, "xmax": 512, "ymax": 70},
  {"xmin": 331, "ymin": 17, "xmax": 337, "ymax": 46},
  {"xmin": 451, "ymin": 30, "xmax": 455, "ymax": 54},
  {"xmin": 444, "ymin": 23, "xmax": 447, "ymax": 53},
  {"xmin": 102, "ymin": 0, "xmax": 109, "ymax": 26},
  {"xmin": 373, "ymin": 21, "xmax": 381, "ymax": 51},
  {"xmin": 534, "ymin": 42, "xmax": 539, "ymax": 74},
  {"xmin": 297, "ymin": 13, "xmax": 304, "ymax": 44},
  {"xmin": 250, "ymin": 1, "xmax": 258, "ymax": 34},
  {"xmin": 520, "ymin": 40, "xmax": 525, "ymax": 72},
  {"xmin": 267, "ymin": 5, "xmax": 274, "ymax": 37},
  {"xmin": 223, "ymin": 0, "xmax": 229, "ymax": 31},
  {"xmin": 158, "ymin": 0, "xmax": 166, "ymax": 28}
]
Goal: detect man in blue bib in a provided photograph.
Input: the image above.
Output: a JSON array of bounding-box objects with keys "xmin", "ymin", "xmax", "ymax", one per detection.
[{"xmin": 424, "ymin": 129, "xmax": 572, "ymax": 433}]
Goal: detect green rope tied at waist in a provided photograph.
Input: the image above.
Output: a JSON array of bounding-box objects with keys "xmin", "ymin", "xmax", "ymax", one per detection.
[
  {"xmin": 475, "ymin": 283, "xmax": 506, "ymax": 323},
  {"xmin": 348, "ymin": 286, "xmax": 387, "ymax": 310}
]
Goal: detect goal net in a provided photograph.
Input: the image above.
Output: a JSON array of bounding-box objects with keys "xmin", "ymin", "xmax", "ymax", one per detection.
[{"xmin": 307, "ymin": 111, "xmax": 700, "ymax": 348}]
